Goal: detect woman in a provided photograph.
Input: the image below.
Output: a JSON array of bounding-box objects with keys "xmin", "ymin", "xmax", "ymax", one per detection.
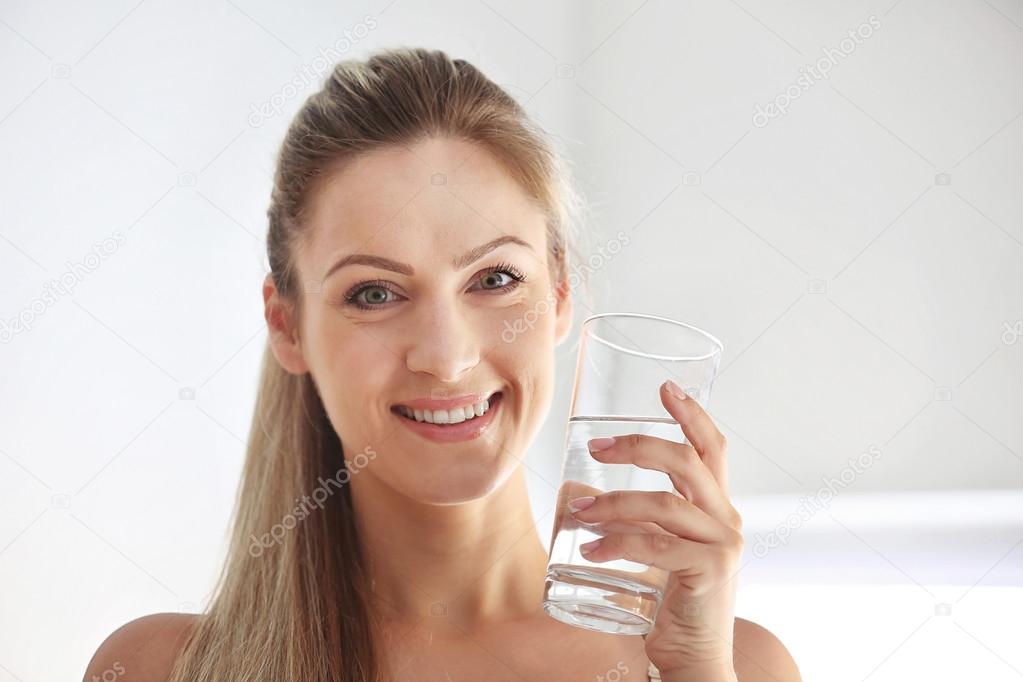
[{"xmin": 84, "ymin": 47, "xmax": 800, "ymax": 681}]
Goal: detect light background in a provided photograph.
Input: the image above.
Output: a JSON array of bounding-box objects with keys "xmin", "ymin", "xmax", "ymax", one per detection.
[{"xmin": 1, "ymin": 1, "xmax": 1021, "ymax": 680}]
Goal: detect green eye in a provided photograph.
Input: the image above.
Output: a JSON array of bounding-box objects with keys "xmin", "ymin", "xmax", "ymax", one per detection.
[
  {"xmin": 342, "ymin": 263, "xmax": 527, "ymax": 311},
  {"xmin": 474, "ymin": 261, "xmax": 527, "ymax": 292}
]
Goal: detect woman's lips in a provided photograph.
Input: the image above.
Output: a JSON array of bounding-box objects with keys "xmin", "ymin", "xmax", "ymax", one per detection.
[
  {"xmin": 391, "ymin": 391, "xmax": 502, "ymax": 443},
  {"xmin": 392, "ymin": 389, "xmax": 498, "ymax": 413}
]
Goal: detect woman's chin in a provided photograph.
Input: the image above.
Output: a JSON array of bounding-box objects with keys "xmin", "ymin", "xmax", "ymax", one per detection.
[{"xmin": 404, "ymin": 459, "xmax": 518, "ymax": 506}]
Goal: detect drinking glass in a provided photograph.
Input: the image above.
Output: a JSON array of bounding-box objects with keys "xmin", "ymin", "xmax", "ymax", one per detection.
[{"xmin": 542, "ymin": 312, "xmax": 724, "ymax": 635}]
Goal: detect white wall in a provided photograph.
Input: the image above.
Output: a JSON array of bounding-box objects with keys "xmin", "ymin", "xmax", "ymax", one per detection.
[{"xmin": 1, "ymin": 1, "xmax": 1020, "ymax": 680}]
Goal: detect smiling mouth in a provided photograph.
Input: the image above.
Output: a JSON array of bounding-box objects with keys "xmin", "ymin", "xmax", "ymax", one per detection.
[{"xmin": 391, "ymin": 391, "xmax": 503, "ymax": 426}]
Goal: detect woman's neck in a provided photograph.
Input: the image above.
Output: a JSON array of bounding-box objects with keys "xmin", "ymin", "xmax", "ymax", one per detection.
[{"xmin": 351, "ymin": 465, "xmax": 551, "ymax": 630}]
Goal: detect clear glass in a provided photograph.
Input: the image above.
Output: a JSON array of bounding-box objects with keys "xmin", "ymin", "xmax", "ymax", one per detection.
[{"xmin": 542, "ymin": 312, "xmax": 724, "ymax": 635}]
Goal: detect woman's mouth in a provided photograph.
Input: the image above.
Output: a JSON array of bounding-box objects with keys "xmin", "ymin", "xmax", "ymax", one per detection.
[
  {"xmin": 392, "ymin": 391, "xmax": 501, "ymax": 424},
  {"xmin": 390, "ymin": 391, "xmax": 503, "ymax": 442}
]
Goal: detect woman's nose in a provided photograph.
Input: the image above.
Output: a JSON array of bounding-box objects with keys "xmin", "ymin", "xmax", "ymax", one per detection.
[{"xmin": 404, "ymin": 305, "xmax": 481, "ymax": 381}]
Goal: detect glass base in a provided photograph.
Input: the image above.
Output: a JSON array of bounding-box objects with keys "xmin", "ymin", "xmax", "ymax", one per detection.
[{"xmin": 542, "ymin": 565, "xmax": 662, "ymax": 635}]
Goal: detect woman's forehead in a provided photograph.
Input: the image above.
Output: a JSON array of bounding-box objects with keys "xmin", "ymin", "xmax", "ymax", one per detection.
[
  {"xmin": 303, "ymin": 138, "xmax": 547, "ymax": 270},
  {"xmin": 309, "ymin": 137, "xmax": 529, "ymax": 215}
]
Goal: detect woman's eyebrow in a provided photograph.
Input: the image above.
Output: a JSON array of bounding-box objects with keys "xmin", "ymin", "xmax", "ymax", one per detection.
[{"xmin": 323, "ymin": 235, "xmax": 533, "ymax": 280}]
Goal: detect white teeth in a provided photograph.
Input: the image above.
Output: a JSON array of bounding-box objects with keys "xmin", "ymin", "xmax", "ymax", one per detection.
[{"xmin": 399, "ymin": 395, "xmax": 494, "ymax": 425}]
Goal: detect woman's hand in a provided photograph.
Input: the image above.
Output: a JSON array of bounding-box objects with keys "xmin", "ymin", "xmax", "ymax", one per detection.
[{"xmin": 568, "ymin": 379, "xmax": 743, "ymax": 681}]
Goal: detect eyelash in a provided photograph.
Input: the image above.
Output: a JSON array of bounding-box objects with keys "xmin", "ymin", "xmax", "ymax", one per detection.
[{"xmin": 341, "ymin": 262, "xmax": 528, "ymax": 311}]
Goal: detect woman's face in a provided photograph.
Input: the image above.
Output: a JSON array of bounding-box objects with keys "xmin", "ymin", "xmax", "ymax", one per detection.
[{"xmin": 268, "ymin": 136, "xmax": 572, "ymax": 504}]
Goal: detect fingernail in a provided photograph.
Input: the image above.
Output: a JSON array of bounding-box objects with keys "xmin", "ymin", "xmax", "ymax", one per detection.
[
  {"xmin": 568, "ymin": 496, "xmax": 596, "ymax": 513},
  {"xmin": 588, "ymin": 437, "xmax": 616, "ymax": 452},
  {"xmin": 580, "ymin": 538, "xmax": 602, "ymax": 553},
  {"xmin": 664, "ymin": 379, "xmax": 688, "ymax": 401}
]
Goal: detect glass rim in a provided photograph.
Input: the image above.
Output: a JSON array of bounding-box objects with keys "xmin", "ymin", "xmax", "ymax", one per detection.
[{"xmin": 581, "ymin": 312, "xmax": 724, "ymax": 362}]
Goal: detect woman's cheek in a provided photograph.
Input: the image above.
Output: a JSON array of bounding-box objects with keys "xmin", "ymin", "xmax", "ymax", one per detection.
[{"xmin": 499, "ymin": 288, "xmax": 558, "ymax": 344}]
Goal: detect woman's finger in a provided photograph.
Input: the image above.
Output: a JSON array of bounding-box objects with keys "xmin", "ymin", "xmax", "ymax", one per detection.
[
  {"xmin": 659, "ymin": 380, "xmax": 730, "ymax": 497},
  {"xmin": 569, "ymin": 489, "xmax": 727, "ymax": 543},
  {"xmin": 586, "ymin": 434, "xmax": 740, "ymax": 530},
  {"xmin": 578, "ymin": 529, "xmax": 743, "ymax": 574}
]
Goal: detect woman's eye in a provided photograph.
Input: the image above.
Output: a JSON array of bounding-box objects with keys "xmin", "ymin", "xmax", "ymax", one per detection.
[
  {"xmin": 471, "ymin": 262, "xmax": 528, "ymax": 293},
  {"xmin": 342, "ymin": 264, "xmax": 527, "ymax": 311},
  {"xmin": 352, "ymin": 286, "xmax": 395, "ymax": 308},
  {"xmin": 476, "ymin": 270, "xmax": 516, "ymax": 290},
  {"xmin": 343, "ymin": 283, "xmax": 398, "ymax": 310}
]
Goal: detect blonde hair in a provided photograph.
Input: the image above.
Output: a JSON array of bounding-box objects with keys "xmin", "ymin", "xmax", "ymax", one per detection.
[{"xmin": 167, "ymin": 46, "xmax": 588, "ymax": 681}]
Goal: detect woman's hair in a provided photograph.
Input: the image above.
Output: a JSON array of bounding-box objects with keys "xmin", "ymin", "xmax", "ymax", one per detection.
[{"xmin": 167, "ymin": 46, "xmax": 588, "ymax": 681}]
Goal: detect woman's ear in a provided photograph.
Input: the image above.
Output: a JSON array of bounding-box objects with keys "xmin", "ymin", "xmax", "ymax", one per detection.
[
  {"xmin": 553, "ymin": 276, "xmax": 573, "ymax": 347},
  {"xmin": 263, "ymin": 273, "xmax": 309, "ymax": 375}
]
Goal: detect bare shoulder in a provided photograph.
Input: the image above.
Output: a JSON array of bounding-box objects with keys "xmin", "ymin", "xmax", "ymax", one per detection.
[
  {"xmin": 83, "ymin": 612, "xmax": 201, "ymax": 682},
  {"xmin": 732, "ymin": 617, "xmax": 802, "ymax": 682}
]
